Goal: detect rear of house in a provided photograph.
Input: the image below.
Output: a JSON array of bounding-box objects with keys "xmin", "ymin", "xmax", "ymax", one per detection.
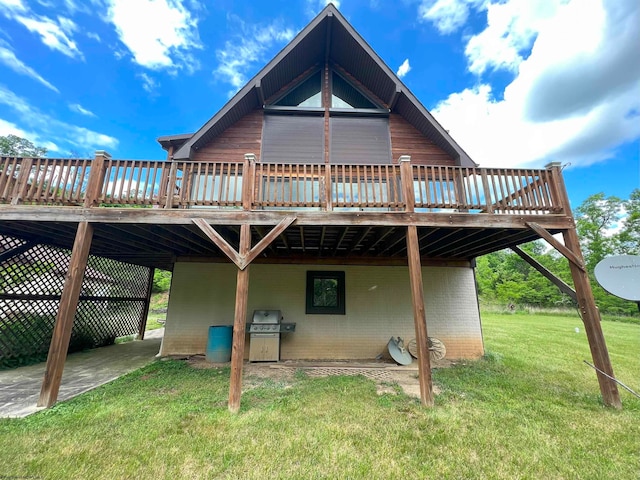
[
  {"xmin": 162, "ymin": 263, "xmax": 483, "ymax": 360},
  {"xmin": 0, "ymin": 4, "xmax": 620, "ymax": 410}
]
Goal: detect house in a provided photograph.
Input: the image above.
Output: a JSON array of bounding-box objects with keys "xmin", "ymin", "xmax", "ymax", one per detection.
[{"xmin": 0, "ymin": 5, "xmax": 621, "ymax": 410}]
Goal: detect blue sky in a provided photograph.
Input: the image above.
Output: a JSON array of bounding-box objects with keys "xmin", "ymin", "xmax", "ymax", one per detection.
[{"xmin": 0, "ymin": 0, "xmax": 638, "ymax": 208}]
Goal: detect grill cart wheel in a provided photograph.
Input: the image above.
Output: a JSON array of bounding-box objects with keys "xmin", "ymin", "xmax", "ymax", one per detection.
[{"xmin": 407, "ymin": 337, "xmax": 446, "ymax": 361}]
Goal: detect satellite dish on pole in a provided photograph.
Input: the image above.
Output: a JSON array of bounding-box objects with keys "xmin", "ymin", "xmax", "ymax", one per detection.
[{"xmin": 594, "ymin": 255, "xmax": 640, "ymax": 302}]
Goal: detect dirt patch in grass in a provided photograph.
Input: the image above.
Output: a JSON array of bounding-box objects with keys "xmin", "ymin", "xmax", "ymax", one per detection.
[{"xmin": 185, "ymin": 355, "xmax": 444, "ymax": 398}]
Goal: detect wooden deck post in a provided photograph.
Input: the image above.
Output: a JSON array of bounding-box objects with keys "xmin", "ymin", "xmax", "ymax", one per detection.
[
  {"xmin": 228, "ymin": 223, "xmax": 251, "ymax": 413},
  {"xmin": 243, "ymin": 153, "xmax": 256, "ymax": 211},
  {"xmin": 137, "ymin": 267, "xmax": 155, "ymax": 340},
  {"xmin": 402, "ymin": 154, "xmax": 434, "ymax": 405},
  {"xmin": 84, "ymin": 151, "xmax": 109, "ymax": 207},
  {"xmin": 164, "ymin": 162, "xmax": 178, "ymax": 209},
  {"xmin": 158, "ymin": 146, "xmax": 173, "ymax": 203},
  {"xmin": 399, "ymin": 155, "xmax": 413, "ymax": 212},
  {"xmin": 37, "ymin": 221, "xmax": 94, "ymax": 408},
  {"xmin": 10, "ymin": 157, "xmax": 33, "ymax": 205},
  {"xmin": 406, "ymin": 224, "xmax": 434, "ymax": 406},
  {"xmin": 548, "ymin": 163, "xmax": 621, "ymax": 408}
]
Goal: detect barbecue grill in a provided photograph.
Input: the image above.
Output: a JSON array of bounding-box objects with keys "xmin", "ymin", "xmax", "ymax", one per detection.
[{"xmin": 248, "ymin": 310, "xmax": 295, "ymax": 361}]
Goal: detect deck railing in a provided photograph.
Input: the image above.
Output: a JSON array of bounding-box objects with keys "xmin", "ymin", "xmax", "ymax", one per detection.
[
  {"xmin": 412, "ymin": 165, "xmax": 560, "ymax": 213},
  {"xmin": 1, "ymin": 157, "xmax": 93, "ymax": 205},
  {"xmin": 0, "ymin": 154, "xmax": 565, "ymax": 214}
]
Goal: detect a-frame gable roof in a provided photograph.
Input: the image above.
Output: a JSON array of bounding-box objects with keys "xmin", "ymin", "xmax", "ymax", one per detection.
[{"xmin": 170, "ymin": 4, "xmax": 476, "ymax": 167}]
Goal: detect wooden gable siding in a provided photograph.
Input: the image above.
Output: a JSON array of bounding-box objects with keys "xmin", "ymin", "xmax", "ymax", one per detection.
[
  {"xmin": 390, "ymin": 114, "xmax": 454, "ymax": 165},
  {"xmin": 191, "ymin": 110, "xmax": 264, "ymax": 162}
]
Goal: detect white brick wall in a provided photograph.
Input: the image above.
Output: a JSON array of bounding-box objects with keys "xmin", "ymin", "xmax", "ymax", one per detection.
[{"xmin": 161, "ymin": 263, "xmax": 484, "ymax": 360}]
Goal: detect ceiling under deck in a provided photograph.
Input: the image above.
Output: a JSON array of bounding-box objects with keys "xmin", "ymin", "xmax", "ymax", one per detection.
[{"xmin": 0, "ymin": 219, "xmax": 557, "ymax": 272}]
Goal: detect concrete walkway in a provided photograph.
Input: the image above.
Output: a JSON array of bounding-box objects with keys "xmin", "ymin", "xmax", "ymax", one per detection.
[{"xmin": 0, "ymin": 329, "xmax": 163, "ymax": 418}]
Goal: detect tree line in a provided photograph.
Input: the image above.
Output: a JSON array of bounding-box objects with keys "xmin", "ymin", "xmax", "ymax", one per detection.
[{"xmin": 476, "ymin": 190, "xmax": 639, "ymax": 316}]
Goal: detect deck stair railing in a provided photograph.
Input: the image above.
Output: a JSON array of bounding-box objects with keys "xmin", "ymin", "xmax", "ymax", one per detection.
[{"xmin": 1, "ymin": 154, "xmax": 564, "ymax": 215}]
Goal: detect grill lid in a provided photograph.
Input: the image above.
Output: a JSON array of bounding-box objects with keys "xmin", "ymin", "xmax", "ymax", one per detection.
[{"xmin": 251, "ymin": 310, "xmax": 283, "ymax": 324}]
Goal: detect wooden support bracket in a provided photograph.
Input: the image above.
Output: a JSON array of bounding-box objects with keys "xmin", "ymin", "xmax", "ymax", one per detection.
[
  {"xmin": 511, "ymin": 245, "xmax": 577, "ymax": 302},
  {"xmin": 241, "ymin": 216, "xmax": 296, "ymax": 268},
  {"xmin": 193, "ymin": 218, "xmax": 243, "ymax": 268},
  {"xmin": 193, "ymin": 216, "xmax": 295, "ymax": 270},
  {"xmin": 526, "ymin": 222, "xmax": 585, "ymax": 271}
]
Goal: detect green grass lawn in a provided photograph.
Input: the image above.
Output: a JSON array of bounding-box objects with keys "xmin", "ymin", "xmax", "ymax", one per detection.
[{"xmin": 0, "ymin": 312, "xmax": 638, "ymax": 479}]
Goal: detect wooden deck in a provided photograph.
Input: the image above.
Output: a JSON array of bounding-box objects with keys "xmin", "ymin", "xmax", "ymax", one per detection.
[
  {"xmin": 0, "ymin": 154, "xmax": 573, "ymax": 270},
  {"xmin": 1, "ymin": 153, "xmax": 622, "ymax": 410}
]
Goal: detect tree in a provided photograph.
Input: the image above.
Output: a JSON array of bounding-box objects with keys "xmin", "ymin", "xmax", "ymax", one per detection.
[
  {"xmin": 152, "ymin": 270, "xmax": 172, "ymax": 293},
  {"xmin": 616, "ymin": 189, "xmax": 640, "ymax": 255},
  {"xmin": 0, "ymin": 134, "xmax": 47, "ymax": 157},
  {"xmin": 574, "ymin": 193, "xmax": 623, "ymax": 271},
  {"xmin": 475, "ymin": 190, "xmax": 639, "ymax": 316}
]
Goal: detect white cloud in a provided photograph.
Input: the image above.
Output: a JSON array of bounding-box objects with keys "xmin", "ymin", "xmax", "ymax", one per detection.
[
  {"xmin": 61, "ymin": 0, "xmax": 92, "ymax": 14},
  {"xmin": 86, "ymin": 31, "xmax": 101, "ymax": 42},
  {"xmin": 307, "ymin": 0, "xmax": 341, "ymax": 16},
  {"xmin": 106, "ymin": 0, "xmax": 201, "ymax": 72},
  {"xmin": 0, "ymin": 0, "xmax": 26, "ymax": 13},
  {"xmin": 465, "ymin": 0, "xmax": 562, "ymax": 74},
  {"xmin": 428, "ymin": 0, "xmax": 640, "ymax": 169},
  {"xmin": 69, "ymin": 103, "xmax": 96, "ymax": 117},
  {"xmin": 0, "ymin": 85, "xmax": 118, "ymax": 152},
  {"xmin": 0, "ymin": 118, "xmax": 59, "ymax": 152},
  {"xmin": 215, "ymin": 18, "xmax": 295, "ymax": 93},
  {"xmin": 396, "ymin": 58, "xmax": 411, "ymax": 78},
  {"xmin": 15, "ymin": 14, "xmax": 83, "ymax": 59},
  {"xmin": 0, "ymin": 118, "xmax": 31, "ymax": 139},
  {"xmin": 0, "ymin": 41, "xmax": 59, "ymax": 92},
  {"xmin": 419, "ymin": 0, "xmax": 483, "ymax": 34},
  {"xmin": 138, "ymin": 73, "xmax": 158, "ymax": 93}
]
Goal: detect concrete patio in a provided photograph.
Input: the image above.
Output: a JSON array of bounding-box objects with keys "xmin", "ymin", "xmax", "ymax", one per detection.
[{"xmin": 0, "ymin": 329, "xmax": 163, "ymax": 418}]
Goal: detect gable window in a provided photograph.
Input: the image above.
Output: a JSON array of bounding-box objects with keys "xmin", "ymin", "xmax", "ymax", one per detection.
[
  {"xmin": 262, "ymin": 65, "xmax": 391, "ymax": 165},
  {"xmin": 331, "ymin": 71, "xmax": 379, "ymax": 109},
  {"xmin": 306, "ymin": 271, "xmax": 345, "ymax": 315},
  {"xmin": 274, "ymin": 70, "xmax": 322, "ymax": 108}
]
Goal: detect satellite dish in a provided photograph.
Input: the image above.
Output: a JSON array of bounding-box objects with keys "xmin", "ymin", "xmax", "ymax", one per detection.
[
  {"xmin": 387, "ymin": 337, "xmax": 412, "ymax": 365},
  {"xmin": 594, "ymin": 255, "xmax": 640, "ymax": 302}
]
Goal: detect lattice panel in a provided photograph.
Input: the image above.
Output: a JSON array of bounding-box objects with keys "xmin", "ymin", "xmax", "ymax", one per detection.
[
  {"xmin": 0, "ymin": 300, "xmax": 57, "ymax": 362},
  {"xmin": 0, "ymin": 235, "xmax": 152, "ymax": 368}
]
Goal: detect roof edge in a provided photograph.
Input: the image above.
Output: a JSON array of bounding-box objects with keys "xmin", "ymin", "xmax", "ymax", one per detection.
[
  {"xmin": 173, "ymin": 3, "xmax": 478, "ymax": 167},
  {"xmin": 173, "ymin": 5, "xmax": 338, "ymax": 160}
]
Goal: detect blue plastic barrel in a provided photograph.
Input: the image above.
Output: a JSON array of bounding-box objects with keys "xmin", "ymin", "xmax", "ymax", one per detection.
[{"xmin": 206, "ymin": 325, "xmax": 233, "ymax": 362}]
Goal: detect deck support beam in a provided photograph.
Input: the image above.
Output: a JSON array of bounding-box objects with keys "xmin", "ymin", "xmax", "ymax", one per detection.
[
  {"xmin": 511, "ymin": 246, "xmax": 577, "ymax": 302},
  {"xmin": 562, "ymin": 227, "xmax": 621, "ymax": 408},
  {"xmin": 228, "ymin": 223, "xmax": 251, "ymax": 413},
  {"xmin": 545, "ymin": 164, "xmax": 621, "ymax": 408},
  {"xmin": 37, "ymin": 221, "xmax": 94, "ymax": 408},
  {"xmin": 137, "ymin": 267, "xmax": 155, "ymax": 340},
  {"xmin": 406, "ymin": 225, "xmax": 434, "ymax": 406}
]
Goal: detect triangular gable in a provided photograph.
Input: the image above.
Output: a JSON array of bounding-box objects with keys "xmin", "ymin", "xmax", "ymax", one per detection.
[{"xmin": 171, "ymin": 4, "xmax": 476, "ymax": 167}]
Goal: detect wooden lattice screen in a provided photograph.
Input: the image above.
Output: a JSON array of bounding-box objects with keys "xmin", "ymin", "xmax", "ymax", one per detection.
[{"xmin": 0, "ymin": 235, "xmax": 153, "ymax": 368}]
